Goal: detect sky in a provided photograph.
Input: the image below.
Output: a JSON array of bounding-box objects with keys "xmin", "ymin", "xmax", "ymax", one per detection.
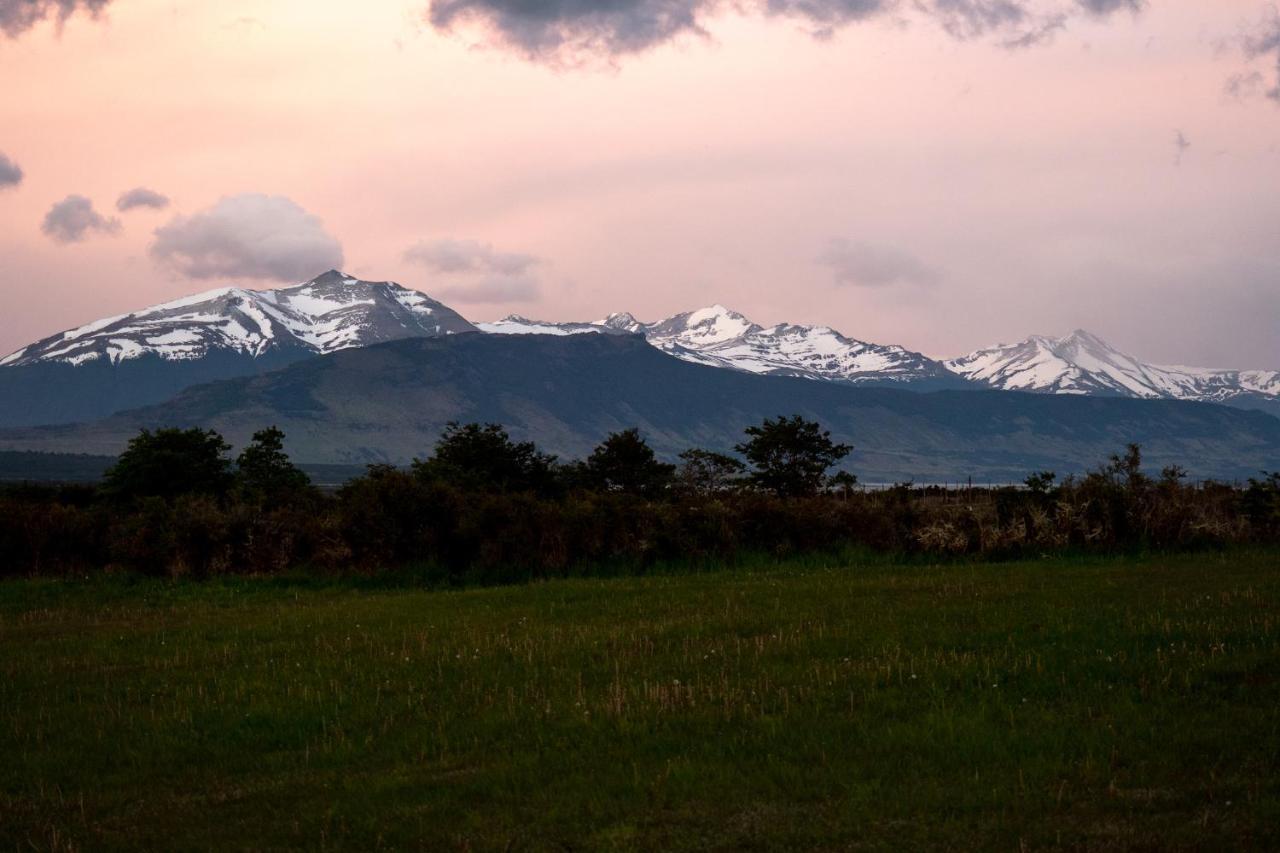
[{"xmin": 0, "ymin": 0, "xmax": 1278, "ymax": 368}]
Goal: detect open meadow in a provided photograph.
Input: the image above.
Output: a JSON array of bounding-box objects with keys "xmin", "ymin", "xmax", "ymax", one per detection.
[{"xmin": 3, "ymin": 550, "xmax": 1279, "ymax": 851}]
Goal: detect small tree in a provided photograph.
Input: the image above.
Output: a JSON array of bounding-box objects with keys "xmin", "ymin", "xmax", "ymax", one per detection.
[
  {"xmin": 586, "ymin": 429, "xmax": 675, "ymax": 496},
  {"xmin": 413, "ymin": 422, "xmax": 557, "ymax": 493},
  {"xmin": 677, "ymin": 448, "xmax": 745, "ymax": 496},
  {"xmin": 735, "ymin": 415, "xmax": 851, "ymax": 498},
  {"xmin": 1104, "ymin": 443, "xmax": 1149, "ymax": 490},
  {"xmin": 828, "ymin": 470, "xmax": 859, "ymax": 498},
  {"xmin": 1024, "ymin": 471, "xmax": 1057, "ymax": 496},
  {"xmin": 236, "ymin": 426, "xmax": 311, "ymax": 501},
  {"xmin": 103, "ymin": 428, "xmax": 233, "ymax": 500}
]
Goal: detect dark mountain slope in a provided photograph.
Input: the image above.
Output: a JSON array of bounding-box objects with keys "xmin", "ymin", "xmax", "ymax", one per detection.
[{"xmin": 1, "ymin": 334, "xmax": 1276, "ymax": 482}]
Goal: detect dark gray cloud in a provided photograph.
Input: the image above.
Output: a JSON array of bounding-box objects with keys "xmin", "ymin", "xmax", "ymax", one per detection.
[
  {"xmin": 428, "ymin": 0, "xmax": 710, "ymax": 61},
  {"xmin": 818, "ymin": 238, "xmax": 940, "ymax": 287},
  {"xmin": 427, "ymin": 0, "xmax": 1143, "ymax": 60},
  {"xmin": 404, "ymin": 238, "xmax": 539, "ymax": 276},
  {"xmin": 1074, "ymin": 0, "xmax": 1142, "ymax": 15},
  {"xmin": 116, "ymin": 186, "xmax": 170, "ymax": 212},
  {"xmin": 41, "ymin": 195, "xmax": 120, "ymax": 243},
  {"xmin": 1239, "ymin": 10, "xmax": 1280, "ymax": 104},
  {"xmin": 150, "ymin": 193, "xmax": 344, "ymax": 281},
  {"xmin": 0, "ymin": 0, "xmax": 110, "ymax": 38},
  {"xmin": 406, "ymin": 238, "xmax": 542, "ymax": 303},
  {"xmin": 0, "ymin": 151, "xmax": 21, "ymax": 188}
]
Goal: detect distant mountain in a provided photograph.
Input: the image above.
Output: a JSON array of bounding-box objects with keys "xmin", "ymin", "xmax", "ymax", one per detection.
[
  {"xmin": 2, "ymin": 333, "xmax": 1276, "ymax": 483},
  {"xmin": 947, "ymin": 330, "xmax": 1280, "ymax": 415},
  {"xmin": 480, "ymin": 304, "xmax": 962, "ymax": 388},
  {"xmin": 5, "ymin": 273, "xmax": 1278, "ymax": 432},
  {"xmin": 2, "ymin": 269, "xmax": 474, "ymax": 366},
  {"xmin": 0, "ymin": 271, "xmax": 475, "ymax": 427}
]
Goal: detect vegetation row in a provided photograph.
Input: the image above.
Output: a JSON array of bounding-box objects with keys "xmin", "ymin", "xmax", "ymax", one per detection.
[{"xmin": 2, "ymin": 417, "xmax": 1278, "ymax": 581}]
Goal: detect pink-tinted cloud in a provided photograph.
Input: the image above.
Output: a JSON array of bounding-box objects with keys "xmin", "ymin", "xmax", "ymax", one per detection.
[
  {"xmin": 150, "ymin": 194, "xmax": 343, "ymax": 282},
  {"xmin": 41, "ymin": 194, "xmax": 119, "ymax": 243}
]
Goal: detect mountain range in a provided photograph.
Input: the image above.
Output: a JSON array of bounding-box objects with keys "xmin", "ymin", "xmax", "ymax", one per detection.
[
  {"xmin": 2, "ymin": 332, "xmax": 1277, "ymax": 482},
  {"xmin": 479, "ymin": 305, "xmax": 963, "ymax": 389},
  {"xmin": 0, "ymin": 270, "xmax": 1276, "ymax": 477},
  {"xmin": 477, "ymin": 308, "xmax": 1279, "ymax": 413}
]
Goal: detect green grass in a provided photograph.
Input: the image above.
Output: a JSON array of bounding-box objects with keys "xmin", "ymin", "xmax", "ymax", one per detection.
[{"xmin": 2, "ymin": 551, "xmax": 1279, "ymax": 851}]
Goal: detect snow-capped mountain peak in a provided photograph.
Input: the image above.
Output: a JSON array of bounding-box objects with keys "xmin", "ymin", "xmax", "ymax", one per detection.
[
  {"xmin": 647, "ymin": 305, "xmax": 760, "ymax": 348},
  {"xmin": 0, "ymin": 271, "xmax": 476, "ymax": 368},
  {"xmin": 946, "ymin": 330, "xmax": 1280, "ymax": 410},
  {"xmin": 597, "ymin": 312, "xmax": 646, "ymax": 333}
]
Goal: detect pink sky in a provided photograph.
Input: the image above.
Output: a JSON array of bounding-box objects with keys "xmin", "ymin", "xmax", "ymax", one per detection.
[{"xmin": 0, "ymin": 0, "xmax": 1277, "ymax": 367}]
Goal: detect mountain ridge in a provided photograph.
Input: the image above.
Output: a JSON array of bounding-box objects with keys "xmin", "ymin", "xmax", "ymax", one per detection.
[
  {"xmin": 2, "ymin": 270, "xmax": 475, "ymax": 367},
  {"xmin": 1, "ymin": 333, "xmax": 1276, "ymax": 483},
  {"xmin": 946, "ymin": 329, "xmax": 1280, "ymax": 413},
  {"xmin": 3, "ymin": 273, "xmax": 1277, "ymax": 429}
]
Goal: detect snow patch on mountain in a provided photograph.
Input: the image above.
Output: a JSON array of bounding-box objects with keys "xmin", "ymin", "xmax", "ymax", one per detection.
[{"xmin": 476, "ymin": 316, "xmax": 611, "ymax": 336}]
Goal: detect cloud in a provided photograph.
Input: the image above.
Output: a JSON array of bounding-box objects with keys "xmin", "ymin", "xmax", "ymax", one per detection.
[
  {"xmin": 116, "ymin": 186, "xmax": 170, "ymax": 212},
  {"xmin": 0, "ymin": 151, "xmax": 20, "ymax": 188},
  {"xmin": 923, "ymin": 0, "xmax": 1027, "ymax": 41},
  {"xmin": 1074, "ymin": 0, "xmax": 1142, "ymax": 15},
  {"xmin": 817, "ymin": 238, "xmax": 941, "ymax": 287},
  {"xmin": 150, "ymin": 193, "xmax": 344, "ymax": 281},
  {"xmin": 1237, "ymin": 9, "xmax": 1280, "ymax": 104},
  {"xmin": 1000, "ymin": 12, "xmax": 1065, "ymax": 49},
  {"xmin": 117, "ymin": 185, "xmax": 171, "ymax": 211},
  {"xmin": 1225, "ymin": 70, "xmax": 1266, "ymax": 100},
  {"xmin": 0, "ymin": 0, "xmax": 111, "ymax": 38},
  {"xmin": 405, "ymin": 238, "xmax": 542, "ymax": 303},
  {"xmin": 41, "ymin": 195, "xmax": 120, "ymax": 243},
  {"xmin": 435, "ymin": 276, "xmax": 541, "ymax": 303},
  {"xmin": 404, "ymin": 238, "xmax": 539, "ymax": 276},
  {"xmin": 426, "ymin": 0, "xmax": 1143, "ymax": 61}
]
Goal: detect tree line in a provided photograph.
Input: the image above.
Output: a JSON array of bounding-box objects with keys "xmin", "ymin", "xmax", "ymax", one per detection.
[
  {"xmin": 1, "ymin": 417, "xmax": 1277, "ymax": 582},
  {"xmin": 95, "ymin": 415, "xmax": 853, "ymax": 503}
]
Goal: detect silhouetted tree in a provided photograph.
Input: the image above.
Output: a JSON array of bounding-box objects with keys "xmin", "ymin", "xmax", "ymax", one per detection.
[
  {"xmin": 412, "ymin": 422, "xmax": 557, "ymax": 494},
  {"xmin": 103, "ymin": 428, "xmax": 233, "ymax": 500},
  {"xmin": 587, "ymin": 429, "xmax": 675, "ymax": 496},
  {"xmin": 236, "ymin": 426, "xmax": 311, "ymax": 501},
  {"xmin": 828, "ymin": 470, "xmax": 859, "ymax": 498},
  {"xmin": 1103, "ymin": 443, "xmax": 1149, "ymax": 490},
  {"xmin": 735, "ymin": 415, "xmax": 851, "ymax": 498},
  {"xmin": 1242, "ymin": 472, "xmax": 1280, "ymax": 534},
  {"xmin": 676, "ymin": 448, "xmax": 745, "ymax": 496},
  {"xmin": 1024, "ymin": 471, "xmax": 1057, "ymax": 496}
]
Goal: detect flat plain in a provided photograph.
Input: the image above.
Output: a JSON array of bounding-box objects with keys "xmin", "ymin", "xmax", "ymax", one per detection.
[{"xmin": 2, "ymin": 551, "xmax": 1279, "ymax": 851}]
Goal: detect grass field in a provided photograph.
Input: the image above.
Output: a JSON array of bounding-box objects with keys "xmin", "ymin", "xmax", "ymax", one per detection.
[{"xmin": 2, "ymin": 551, "xmax": 1279, "ymax": 851}]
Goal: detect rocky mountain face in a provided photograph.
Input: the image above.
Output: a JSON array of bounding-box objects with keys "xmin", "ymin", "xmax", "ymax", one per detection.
[
  {"xmin": 2, "ymin": 333, "xmax": 1277, "ymax": 482},
  {"xmin": 946, "ymin": 330, "xmax": 1280, "ymax": 415}
]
